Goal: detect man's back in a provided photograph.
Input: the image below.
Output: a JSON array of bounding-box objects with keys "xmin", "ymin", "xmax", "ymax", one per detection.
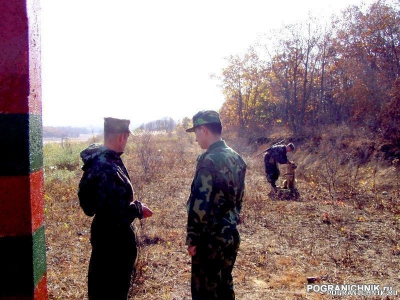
[
  {"xmin": 78, "ymin": 144, "xmax": 134, "ymax": 226},
  {"xmin": 265, "ymin": 144, "xmax": 288, "ymax": 165},
  {"xmin": 195, "ymin": 140, "xmax": 246, "ymax": 232}
]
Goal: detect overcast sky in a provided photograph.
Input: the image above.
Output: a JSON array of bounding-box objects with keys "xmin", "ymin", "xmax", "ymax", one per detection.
[{"xmin": 40, "ymin": 0, "xmax": 376, "ymax": 129}]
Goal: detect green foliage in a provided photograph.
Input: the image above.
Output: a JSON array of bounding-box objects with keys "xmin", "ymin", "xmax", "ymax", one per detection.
[
  {"xmin": 43, "ymin": 142, "xmax": 84, "ymax": 205},
  {"xmin": 45, "ymin": 169, "xmax": 77, "ymax": 184},
  {"xmin": 43, "ymin": 141, "xmax": 84, "ymax": 172}
]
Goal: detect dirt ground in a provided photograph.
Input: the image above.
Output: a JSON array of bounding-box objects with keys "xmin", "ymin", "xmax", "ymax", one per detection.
[{"xmin": 44, "ymin": 135, "xmax": 400, "ymax": 299}]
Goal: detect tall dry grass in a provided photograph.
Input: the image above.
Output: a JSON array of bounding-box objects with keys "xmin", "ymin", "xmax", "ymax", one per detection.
[{"xmin": 44, "ymin": 131, "xmax": 400, "ymax": 299}]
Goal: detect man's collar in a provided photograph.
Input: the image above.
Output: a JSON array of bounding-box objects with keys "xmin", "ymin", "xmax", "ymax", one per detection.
[{"xmin": 207, "ymin": 140, "xmax": 226, "ymax": 151}]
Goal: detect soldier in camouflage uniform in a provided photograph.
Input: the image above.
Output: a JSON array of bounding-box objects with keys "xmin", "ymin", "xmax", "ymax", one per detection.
[
  {"xmin": 186, "ymin": 110, "xmax": 246, "ymax": 300},
  {"xmin": 78, "ymin": 117, "xmax": 153, "ymax": 300},
  {"xmin": 263, "ymin": 143, "xmax": 295, "ymax": 193}
]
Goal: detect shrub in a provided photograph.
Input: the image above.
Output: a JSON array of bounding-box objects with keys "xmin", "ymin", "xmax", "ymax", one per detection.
[{"xmin": 43, "ymin": 141, "xmax": 83, "ymax": 172}]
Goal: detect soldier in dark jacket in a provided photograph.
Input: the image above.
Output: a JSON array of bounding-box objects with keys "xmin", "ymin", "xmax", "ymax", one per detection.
[
  {"xmin": 78, "ymin": 117, "xmax": 153, "ymax": 300},
  {"xmin": 263, "ymin": 143, "xmax": 295, "ymax": 193},
  {"xmin": 186, "ymin": 110, "xmax": 246, "ymax": 300}
]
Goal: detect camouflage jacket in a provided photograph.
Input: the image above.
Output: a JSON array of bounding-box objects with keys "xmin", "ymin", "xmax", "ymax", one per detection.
[
  {"xmin": 186, "ymin": 140, "xmax": 246, "ymax": 247},
  {"xmin": 78, "ymin": 144, "xmax": 143, "ymax": 227},
  {"xmin": 264, "ymin": 144, "xmax": 289, "ymax": 165}
]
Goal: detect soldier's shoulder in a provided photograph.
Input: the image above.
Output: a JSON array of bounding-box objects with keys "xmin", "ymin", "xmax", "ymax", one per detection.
[
  {"xmin": 223, "ymin": 145, "xmax": 244, "ymax": 158},
  {"xmin": 271, "ymin": 144, "xmax": 285, "ymax": 152},
  {"xmin": 86, "ymin": 153, "xmax": 118, "ymax": 174},
  {"xmin": 210, "ymin": 147, "xmax": 246, "ymax": 168},
  {"xmin": 199, "ymin": 151, "xmax": 217, "ymax": 168}
]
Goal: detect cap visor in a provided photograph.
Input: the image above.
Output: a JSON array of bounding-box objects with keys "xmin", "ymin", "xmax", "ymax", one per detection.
[{"xmin": 186, "ymin": 127, "xmax": 195, "ymax": 132}]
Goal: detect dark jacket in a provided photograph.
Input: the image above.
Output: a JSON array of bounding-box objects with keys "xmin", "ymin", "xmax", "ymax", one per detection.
[
  {"xmin": 78, "ymin": 144, "xmax": 143, "ymax": 229},
  {"xmin": 264, "ymin": 144, "xmax": 289, "ymax": 166}
]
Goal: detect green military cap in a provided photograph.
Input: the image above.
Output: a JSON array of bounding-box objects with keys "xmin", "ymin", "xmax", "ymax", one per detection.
[
  {"xmin": 186, "ymin": 110, "xmax": 221, "ymax": 132},
  {"xmin": 104, "ymin": 117, "xmax": 132, "ymax": 134}
]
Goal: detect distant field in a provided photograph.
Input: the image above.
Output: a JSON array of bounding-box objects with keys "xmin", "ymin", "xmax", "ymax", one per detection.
[{"xmin": 43, "ymin": 133, "xmax": 97, "ymax": 144}]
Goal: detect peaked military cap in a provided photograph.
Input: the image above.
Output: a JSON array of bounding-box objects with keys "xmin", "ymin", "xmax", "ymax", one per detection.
[
  {"xmin": 186, "ymin": 110, "xmax": 221, "ymax": 132},
  {"xmin": 104, "ymin": 117, "xmax": 132, "ymax": 134}
]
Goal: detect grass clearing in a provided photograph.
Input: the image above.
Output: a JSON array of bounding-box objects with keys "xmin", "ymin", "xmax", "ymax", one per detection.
[{"xmin": 44, "ymin": 132, "xmax": 400, "ymax": 299}]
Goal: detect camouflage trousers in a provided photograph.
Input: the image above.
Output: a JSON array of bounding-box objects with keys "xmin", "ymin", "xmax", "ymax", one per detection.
[{"xmin": 191, "ymin": 230, "xmax": 240, "ymax": 300}]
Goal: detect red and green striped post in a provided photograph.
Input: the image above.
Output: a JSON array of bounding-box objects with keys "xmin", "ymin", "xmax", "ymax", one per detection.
[{"xmin": 0, "ymin": 0, "xmax": 47, "ymax": 299}]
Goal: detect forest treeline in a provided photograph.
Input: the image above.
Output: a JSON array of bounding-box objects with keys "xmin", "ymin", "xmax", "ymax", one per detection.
[
  {"xmin": 43, "ymin": 126, "xmax": 91, "ymax": 138},
  {"xmin": 43, "ymin": 118, "xmax": 177, "ymax": 138},
  {"xmin": 217, "ymin": 0, "xmax": 400, "ymax": 144},
  {"xmin": 136, "ymin": 117, "xmax": 177, "ymax": 132}
]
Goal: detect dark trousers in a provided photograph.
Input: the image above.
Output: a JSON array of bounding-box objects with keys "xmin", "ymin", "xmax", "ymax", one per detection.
[
  {"xmin": 191, "ymin": 230, "xmax": 240, "ymax": 300},
  {"xmin": 265, "ymin": 162, "xmax": 280, "ymax": 188},
  {"xmin": 88, "ymin": 225, "xmax": 137, "ymax": 300}
]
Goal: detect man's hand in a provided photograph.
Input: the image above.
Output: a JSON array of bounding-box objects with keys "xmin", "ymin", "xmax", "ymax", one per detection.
[
  {"xmin": 187, "ymin": 245, "xmax": 196, "ymax": 256},
  {"xmin": 141, "ymin": 204, "xmax": 153, "ymax": 218}
]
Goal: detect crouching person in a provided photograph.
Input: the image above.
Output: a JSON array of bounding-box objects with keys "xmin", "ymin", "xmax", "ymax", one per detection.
[{"xmin": 263, "ymin": 143, "xmax": 295, "ymax": 193}]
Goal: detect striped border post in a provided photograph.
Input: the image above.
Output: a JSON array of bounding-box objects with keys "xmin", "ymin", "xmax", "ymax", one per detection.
[{"xmin": 0, "ymin": 0, "xmax": 47, "ymax": 299}]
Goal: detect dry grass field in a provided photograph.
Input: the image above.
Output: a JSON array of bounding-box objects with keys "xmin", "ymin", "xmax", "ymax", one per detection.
[{"xmin": 43, "ymin": 129, "xmax": 400, "ymax": 299}]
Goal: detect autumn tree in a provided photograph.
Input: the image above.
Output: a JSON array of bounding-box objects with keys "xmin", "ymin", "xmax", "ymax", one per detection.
[
  {"xmin": 264, "ymin": 19, "xmax": 323, "ymax": 135},
  {"xmin": 219, "ymin": 48, "xmax": 270, "ymax": 133},
  {"xmin": 332, "ymin": 1, "xmax": 400, "ymax": 131},
  {"xmin": 217, "ymin": 0, "xmax": 399, "ymax": 143}
]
